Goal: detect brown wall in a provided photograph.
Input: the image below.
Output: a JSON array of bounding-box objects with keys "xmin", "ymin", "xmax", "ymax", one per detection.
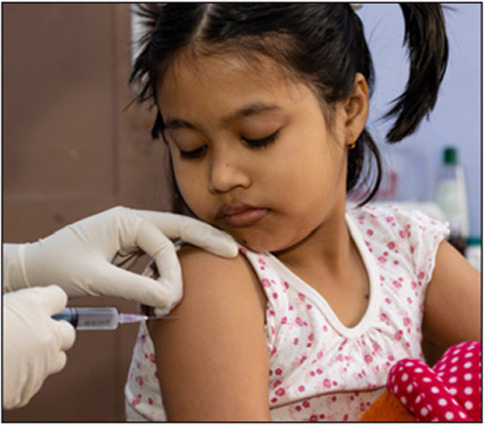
[{"xmin": 3, "ymin": 4, "xmax": 171, "ymax": 421}]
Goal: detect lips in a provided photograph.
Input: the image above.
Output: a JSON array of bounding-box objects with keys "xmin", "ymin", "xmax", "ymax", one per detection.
[{"xmin": 216, "ymin": 202, "xmax": 269, "ymax": 227}]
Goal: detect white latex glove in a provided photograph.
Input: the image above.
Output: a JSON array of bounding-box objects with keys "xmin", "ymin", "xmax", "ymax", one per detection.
[
  {"xmin": 3, "ymin": 206, "xmax": 238, "ymax": 315},
  {"xmin": 3, "ymin": 285, "xmax": 76, "ymax": 409}
]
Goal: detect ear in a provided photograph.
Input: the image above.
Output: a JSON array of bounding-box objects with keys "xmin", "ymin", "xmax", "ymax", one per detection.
[{"xmin": 342, "ymin": 73, "xmax": 369, "ymax": 147}]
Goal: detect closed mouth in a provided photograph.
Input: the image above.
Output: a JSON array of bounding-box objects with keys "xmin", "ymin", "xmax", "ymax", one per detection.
[{"xmin": 216, "ymin": 202, "xmax": 269, "ymax": 227}]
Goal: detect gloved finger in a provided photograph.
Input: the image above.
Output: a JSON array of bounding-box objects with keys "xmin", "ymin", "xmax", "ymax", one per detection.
[
  {"xmin": 134, "ymin": 220, "xmax": 183, "ymax": 300},
  {"xmin": 37, "ymin": 285, "xmax": 69, "ymax": 315},
  {"xmin": 154, "ymin": 301, "xmax": 175, "ymax": 317},
  {"xmin": 153, "ymin": 276, "xmax": 182, "ymax": 316},
  {"xmin": 138, "ymin": 263, "xmax": 176, "ymax": 317},
  {"xmin": 53, "ymin": 320, "xmax": 76, "ymax": 351},
  {"xmin": 91, "ymin": 264, "xmax": 173, "ymax": 307},
  {"xmin": 133, "ymin": 210, "xmax": 238, "ymax": 257},
  {"xmin": 49, "ymin": 350, "xmax": 68, "ymax": 375}
]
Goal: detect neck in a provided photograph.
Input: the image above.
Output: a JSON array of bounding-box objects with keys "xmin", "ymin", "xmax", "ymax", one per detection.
[{"xmin": 273, "ymin": 203, "xmax": 352, "ymax": 275}]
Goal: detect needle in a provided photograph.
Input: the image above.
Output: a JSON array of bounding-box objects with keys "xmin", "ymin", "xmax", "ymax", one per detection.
[
  {"xmin": 117, "ymin": 314, "xmax": 180, "ymax": 324},
  {"xmin": 148, "ymin": 316, "xmax": 180, "ymax": 320}
]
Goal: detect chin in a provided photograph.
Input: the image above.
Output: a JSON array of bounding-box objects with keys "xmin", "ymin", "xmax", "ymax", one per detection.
[
  {"xmin": 229, "ymin": 233, "xmax": 265, "ymax": 253},
  {"xmin": 233, "ymin": 233, "xmax": 288, "ymax": 254}
]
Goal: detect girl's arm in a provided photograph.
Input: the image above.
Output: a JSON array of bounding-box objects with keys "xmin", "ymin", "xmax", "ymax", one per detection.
[
  {"xmin": 423, "ymin": 240, "xmax": 481, "ymax": 351},
  {"xmin": 148, "ymin": 246, "xmax": 271, "ymax": 421}
]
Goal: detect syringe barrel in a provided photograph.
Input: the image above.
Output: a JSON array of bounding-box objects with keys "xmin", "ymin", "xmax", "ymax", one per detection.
[{"xmin": 52, "ymin": 307, "xmax": 119, "ymax": 330}]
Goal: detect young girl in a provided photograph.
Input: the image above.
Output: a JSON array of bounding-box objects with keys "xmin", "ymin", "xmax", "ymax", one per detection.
[{"xmin": 125, "ymin": 4, "xmax": 481, "ymax": 421}]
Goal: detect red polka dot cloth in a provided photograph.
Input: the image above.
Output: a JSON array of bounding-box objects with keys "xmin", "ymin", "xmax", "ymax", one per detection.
[{"xmin": 388, "ymin": 341, "xmax": 481, "ymax": 421}]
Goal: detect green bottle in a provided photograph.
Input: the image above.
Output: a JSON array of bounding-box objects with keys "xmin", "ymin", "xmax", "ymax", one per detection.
[{"xmin": 435, "ymin": 146, "xmax": 469, "ymax": 239}]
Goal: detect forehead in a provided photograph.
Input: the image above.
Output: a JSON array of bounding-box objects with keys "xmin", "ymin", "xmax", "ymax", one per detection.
[{"xmin": 157, "ymin": 49, "xmax": 312, "ymax": 112}]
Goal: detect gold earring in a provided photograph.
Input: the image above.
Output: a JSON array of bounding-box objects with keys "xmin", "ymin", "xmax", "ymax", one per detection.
[{"xmin": 347, "ymin": 142, "xmax": 357, "ymax": 150}]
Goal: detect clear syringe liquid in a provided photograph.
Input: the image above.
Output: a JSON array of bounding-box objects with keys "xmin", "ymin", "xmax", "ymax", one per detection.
[{"xmin": 52, "ymin": 307, "xmax": 148, "ymax": 330}]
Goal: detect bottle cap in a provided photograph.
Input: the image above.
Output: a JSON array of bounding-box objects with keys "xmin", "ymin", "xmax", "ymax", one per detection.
[{"xmin": 443, "ymin": 147, "xmax": 457, "ymax": 165}]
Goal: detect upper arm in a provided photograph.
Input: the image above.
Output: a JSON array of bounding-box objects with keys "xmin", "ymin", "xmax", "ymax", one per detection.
[
  {"xmin": 423, "ymin": 240, "xmax": 481, "ymax": 349},
  {"xmin": 148, "ymin": 246, "xmax": 271, "ymax": 421}
]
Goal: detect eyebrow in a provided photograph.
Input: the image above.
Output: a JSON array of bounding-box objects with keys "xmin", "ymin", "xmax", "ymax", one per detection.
[{"xmin": 163, "ymin": 102, "xmax": 282, "ymax": 132}]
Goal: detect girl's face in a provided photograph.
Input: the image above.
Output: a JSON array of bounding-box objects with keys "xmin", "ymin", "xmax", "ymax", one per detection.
[{"xmin": 158, "ymin": 52, "xmax": 351, "ymax": 253}]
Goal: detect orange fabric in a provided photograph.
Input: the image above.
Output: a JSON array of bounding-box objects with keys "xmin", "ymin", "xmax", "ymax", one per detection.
[{"xmin": 360, "ymin": 390, "xmax": 415, "ymax": 422}]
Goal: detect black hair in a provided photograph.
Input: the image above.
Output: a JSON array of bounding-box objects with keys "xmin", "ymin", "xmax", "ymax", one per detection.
[{"xmin": 131, "ymin": 3, "xmax": 448, "ymax": 206}]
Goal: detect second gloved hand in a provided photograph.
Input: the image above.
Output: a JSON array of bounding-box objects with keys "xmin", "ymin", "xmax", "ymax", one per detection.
[
  {"xmin": 4, "ymin": 207, "xmax": 238, "ymax": 315},
  {"xmin": 3, "ymin": 285, "xmax": 76, "ymax": 409}
]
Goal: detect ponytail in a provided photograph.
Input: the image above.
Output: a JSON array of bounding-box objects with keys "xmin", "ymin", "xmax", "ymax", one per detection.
[{"xmin": 384, "ymin": 4, "xmax": 448, "ymax": 143}]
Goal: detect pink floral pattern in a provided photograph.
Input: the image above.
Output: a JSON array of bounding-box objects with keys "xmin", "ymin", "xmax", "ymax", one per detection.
[{"xmin": 125, "ymin": 205, "xmax": 448, "ymax": 421}]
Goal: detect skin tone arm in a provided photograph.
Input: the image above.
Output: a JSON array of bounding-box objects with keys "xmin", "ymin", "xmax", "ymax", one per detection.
[
  {"xmin": 423, "ymin": 240, "xmax": 481, "ymax": 352},
  {"xmin": 148, "ymin": 246, "xmax": 271, "ymax": 421}
]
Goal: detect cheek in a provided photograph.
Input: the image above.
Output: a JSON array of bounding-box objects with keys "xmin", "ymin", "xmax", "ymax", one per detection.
[
  {"xmin": 171, "ymin": 159, "xmax": 207, "ymax": 213},
  {"xmin": 178, "ymin": 176, "xmax": 204, "ymax": 210},
  {"xmin": 274, "ymin": 149, "xmax": 324, "ymax": 191},
  {"xmin": 275, "ymin": 145, "xmax": 346, "ymax": 210}
]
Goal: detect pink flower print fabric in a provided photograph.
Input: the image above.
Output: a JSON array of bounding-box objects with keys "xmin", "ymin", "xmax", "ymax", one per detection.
[
  {"xmin": 237, "ymin": 205, "xmax": 449, "ymax": 421},
  {"xmin": 388, "ymin": 341, "xmax": 482, "ymax": 421},
  {"xmin": 125, "ymin": 323, "xmax": 166, "ymax": 421},
  {"xmin": 124, "ymin": 204, "xmax": 449, "ymax": 421}
]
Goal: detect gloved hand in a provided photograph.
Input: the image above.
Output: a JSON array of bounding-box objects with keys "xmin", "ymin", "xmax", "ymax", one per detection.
[
  {"xmin": 3, "ymin": 285, "xmax": 76, "ymax": 409},
  {"xmin": 3, "ymin": 206, "xmax": 238, "ymax": 315}
]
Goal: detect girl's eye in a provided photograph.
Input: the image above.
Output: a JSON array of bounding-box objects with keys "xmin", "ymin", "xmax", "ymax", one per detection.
[
  {"xmin": 242, "ymin": 131, "xmax": 279, "ymax": 148},
  {"xmin": 179, "ymin": 145, "xmax": 207, "ymax": 160},
  {"xmin": 177, "ymin": 130, "xmax": 279, "ymax": 160}
]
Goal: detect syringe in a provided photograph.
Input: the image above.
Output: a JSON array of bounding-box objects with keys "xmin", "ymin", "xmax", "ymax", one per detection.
[{"xmin": 52, "ymin": 307, "xmax": 148, "ymax": 330}]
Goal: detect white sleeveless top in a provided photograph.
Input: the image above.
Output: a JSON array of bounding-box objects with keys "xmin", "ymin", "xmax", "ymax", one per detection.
[{"xmin": 125, "ymin": 204, "xmax": 448, "ymax": 421}]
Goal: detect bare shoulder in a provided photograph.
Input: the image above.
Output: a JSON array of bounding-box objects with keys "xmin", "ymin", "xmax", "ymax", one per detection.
[
  {"xmin": 166, "ymin": 245, "xmax": 268, "ymax": 342},
  {"xmin": 149, "ymin": 245, "xmax": 271, "ymax": 420},
  {"xmin": 178, "ymin": 244, "xmax": 256, "ymax": 283},
  {"xmin": 176, "ymin": 244, "xmax": 267, "ymax": 310},
  {"xmin": 150, "ymin": 245, "xmax": 267, "ymax": 333}
]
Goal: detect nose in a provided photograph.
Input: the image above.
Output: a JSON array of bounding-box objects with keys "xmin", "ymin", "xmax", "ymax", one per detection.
[{"xmin": 208, "ymin": 149, "xmax": 251, "ymax": 194}]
